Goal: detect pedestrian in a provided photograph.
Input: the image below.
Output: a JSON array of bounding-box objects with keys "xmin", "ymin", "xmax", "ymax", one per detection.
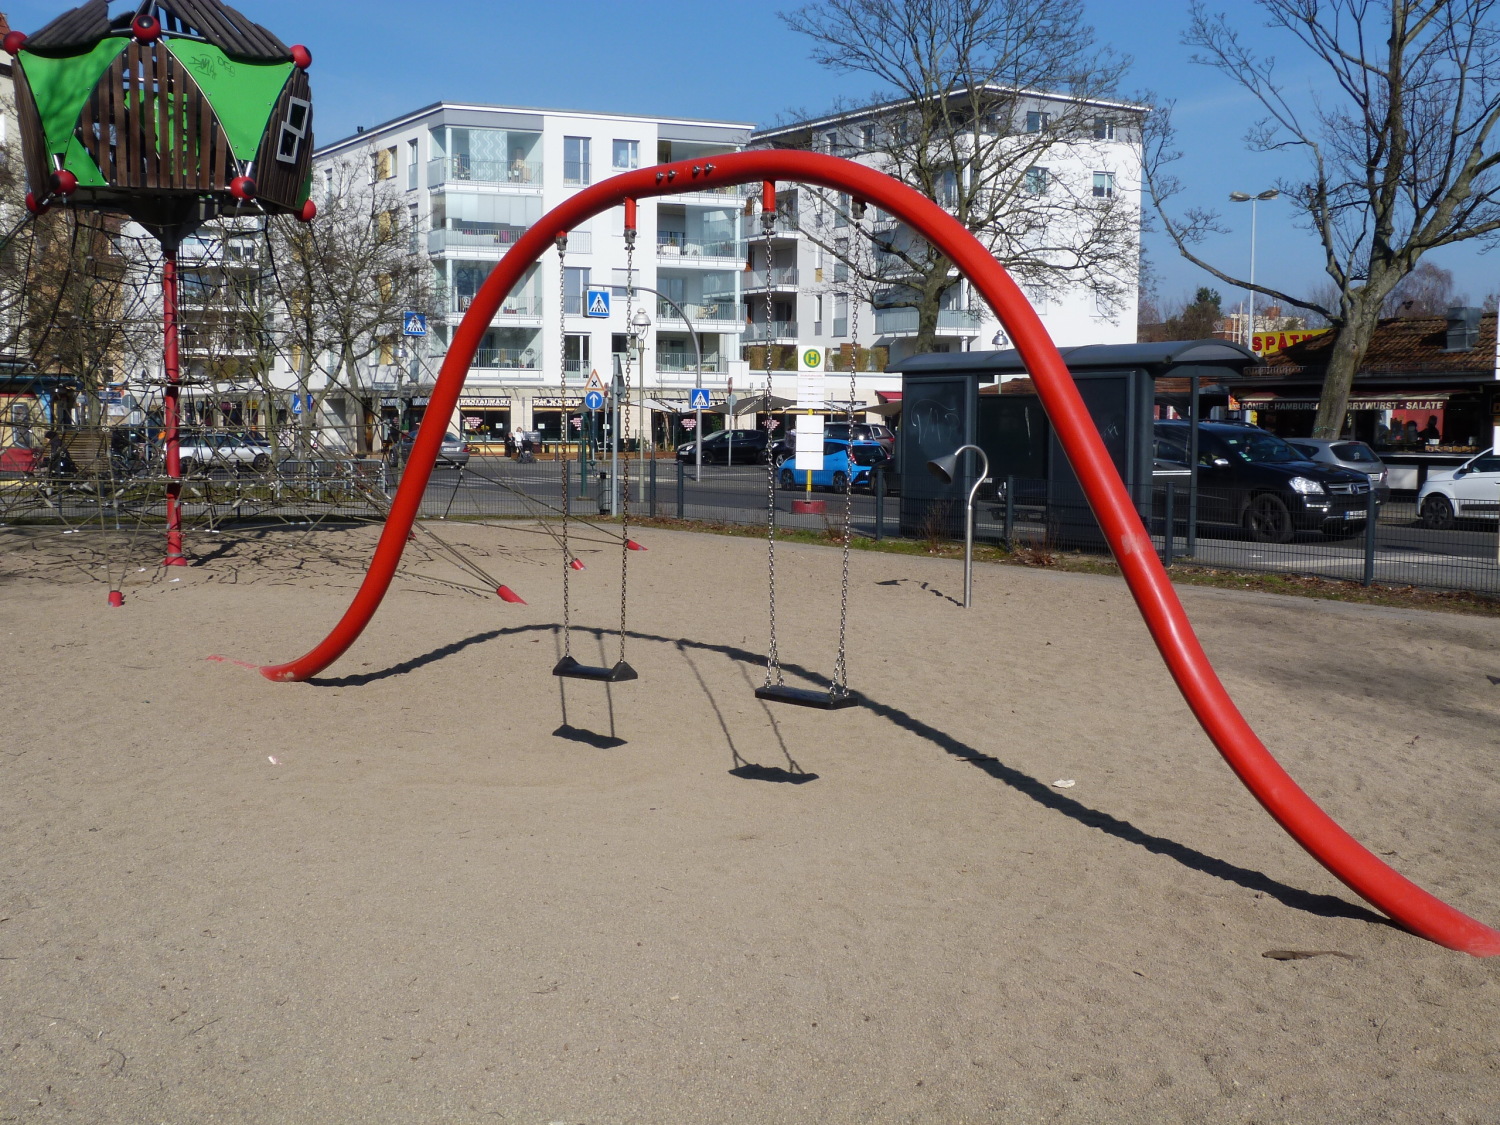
[{"xmin": 1419, "ymin": 415, "xmax": 1441, "ymax": 443}]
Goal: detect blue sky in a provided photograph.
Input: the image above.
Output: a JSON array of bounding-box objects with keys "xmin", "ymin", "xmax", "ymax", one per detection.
[{"xmin": 5, "ymin": 0, "xmax": 1495, "ymax": 315}]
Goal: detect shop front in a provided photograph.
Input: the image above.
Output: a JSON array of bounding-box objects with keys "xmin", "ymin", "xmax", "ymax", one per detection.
[
  {"xmin": 531, "ymin": 396, "xmax": 583, "ymax": 452},
  {"xmin": 458, "ymin": 396, "xmax": 512, "ymax": 449}
]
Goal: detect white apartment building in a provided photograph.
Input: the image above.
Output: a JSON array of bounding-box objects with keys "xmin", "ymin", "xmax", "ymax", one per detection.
[
  {"xmin": 746, "ymin": 90, "xmax": 1143, "ymax": 403},
  {"xmin": 303, "ymin": 103, "xmax": 754, "ymax": 447}
]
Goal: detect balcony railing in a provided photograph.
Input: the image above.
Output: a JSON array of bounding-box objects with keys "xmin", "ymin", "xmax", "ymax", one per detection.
[
  {"xmin": 742, "ymin": 267, "xmax": 798, "ymax": 289},
  {"xmin": 429, "ymin": 226, "xmax": 529, "ymax": 253},
  {"xmin": 873, "ymin": 307, "xmax": 982, "ymax": 334},
  {"xmin": 657, "ymin": 352, "xmax": 728, "ymax": 373},
  {"xmin": 452, "ymin": 293, "xmax": 542, "ymax": 318},
  {"xmin": 656, "ymin": 236, "xmax": 741, "ymax": 259},
  {"xmin": 473, "ymin": 347, "xmax": 540, "ymax": 370},
  {"xmin": 745, "ymin": 319, "xmax": 798, "ymax": 339},
  {"xmin": 562, "ymin": 230, "xmax": 592, "ymax": 254},
  {"xmin": 742, "ymin": 208, "xmax": 801, "ymax": 236},
  {"xmin": 656, "ymin": 300, "xmax": 740, "ymax": 323},
  {"xmin": 428, "ymin": 156, "xmax": 542, "ymax": 187}
]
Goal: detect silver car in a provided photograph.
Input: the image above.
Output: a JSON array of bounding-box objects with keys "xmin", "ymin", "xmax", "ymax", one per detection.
[{"xmin": 1286, "ymin": 438, "xmax": 1390, "ymax": 503}]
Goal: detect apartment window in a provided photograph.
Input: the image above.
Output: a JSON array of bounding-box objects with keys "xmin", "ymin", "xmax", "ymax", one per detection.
[
  {"xmin": 407, "ymin": 139, "xmax": 418, "ymax": 189},
  {"xmin": 372, "ymin": 146, "xmax": 396, "ymax": 181},
  {"xmin": 408, "ymin": 203, "xmax": 420, "ymax": 253},
  {"xmin": 825, "ymin": 130, "xmax": 839, "ymax": 153},
  {"xmin": 1093, "ymin": 117, "xmax": 1116, "ymax": 141},
  {"xmin": 834, "ymin": 193, "xmax": 850, "ymax": 227},
  {"xmin": 1025, "ymin": 110, "xmax": 1051, "ymax": 133},
  {"xmin": 563, "ymin": 266, "xmax": 591, "ymax": 315},
  {"xmin": 612, "ymin": 139, "xmax": 639, "ymax": 169},
  {"xmin": 1024, "ymin": 167, "xmax": 1049, "ymax": 195},
  {"xmin": 936, "ymin": 169, "xmax": 959, "ymax": 208},
  {"xmin": 861, "ymin": 124, "xmax": 876, "ymax": 149},
  {"xmin": 564, "ymin": 333, "xmax": 591, "ymax": 373},
  {"xmin": 564, "ymin": 136, "xmax": 591, "ymax": 185},
  {"xmin": 1092, "ymin": 171, "xmax": 1116, "ymax": 198}
]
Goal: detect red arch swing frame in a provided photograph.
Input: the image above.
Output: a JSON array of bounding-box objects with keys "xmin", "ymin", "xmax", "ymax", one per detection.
[{"xmin": 259, "ymin": 150, "xmax": 1500, "ymax": 957}]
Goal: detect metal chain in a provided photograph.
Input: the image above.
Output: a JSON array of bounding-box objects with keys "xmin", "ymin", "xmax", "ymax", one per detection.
[
  {"xmin": 618, "ymin": 224, "xmax": 636, "ymax": 662},
  {"xmin": 830, "ymin": 208, "xmax": 860, "ymax": 699},
  {"xmin": 556, "ymin": 234, "xmax": 572, "ymax": 659},
  {"xmin": 761, "ymin": 188, "xmax": 782, "ymax": 688}
]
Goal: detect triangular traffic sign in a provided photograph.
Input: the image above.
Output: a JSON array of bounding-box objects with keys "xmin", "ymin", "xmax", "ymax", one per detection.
[{"xmin": 585, "ymin": 369, "xmax": 605, "ymax": 391}]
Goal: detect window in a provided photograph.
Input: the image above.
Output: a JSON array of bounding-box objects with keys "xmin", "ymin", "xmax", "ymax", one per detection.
[
  {"xmin": 1092, "ymin": 171, "xmax": 1116, "ymax": 198},
  {"xmin": 564, "ymin": 136, "xmax": 591, "ymax": 185},
  {"xmin": 612, "ymin": 139, "xmax": 638, "ymax": 169},
  {"xmin": 1025, "ymin": 110, "xmax": 1051, "ymax": 133},
  {"xmin": 408, "ymin": 203, "xmax": 419, "ymax": 253},
  {"xmin": 276, "ymin": 97, "xmax": 311, "ymax": 165},
  {"xmin": 372, "ymin": 146, "xmax": 396, "ymax": 181},
  {"xmin": 1093, "ymin": 117, "xmax": 1116, "ymax": 141},
  {"xmin": 407, "ymin": 139, "xmax": 418, "ymax": 189},
  {"xmin": 936, "ymin": 169, "xmax": 959, "ymax": 208},
  {"xmin": 861, "ymin": 124, "xmax": 876, "ymax": 148},
  {"xmin": 1024, "ymin": 166, "xmax": 1049, "ymax": 194},
  {"xmin": 834, "ymin": 193, "xmax": 850, "ymax": 227},
  {"xmin": 824, "ymin": 130, "xmax": 839, "ymax": 153},
  {"xmin": 564, "ymin": 334, "xmax": 591, "ymax": 373},
  {"xmin": 563, "ymin": 266, "xmax": 591, "ymax": 315}
]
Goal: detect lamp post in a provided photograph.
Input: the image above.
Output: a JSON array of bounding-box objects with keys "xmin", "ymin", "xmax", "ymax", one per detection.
[
  {"xmin": 1228, "ymin": 189, "xmax": 1279, "ymax": 349},
  {"xmin": 926, "ymin": 443, "xmax": 990, "ymax": 608},
  {"xmin": 617, "ymin": 282, "xmax": 705, "ymax": 478}
]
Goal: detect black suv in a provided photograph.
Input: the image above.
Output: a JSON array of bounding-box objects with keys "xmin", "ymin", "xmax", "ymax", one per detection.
[
  {"xmin": 675, "ymin": 428, "xmax": 770, "ymax": 464},
  {"xmin": 1153, "ymin": 421, "xmax": 1375, "ymax": 542}
]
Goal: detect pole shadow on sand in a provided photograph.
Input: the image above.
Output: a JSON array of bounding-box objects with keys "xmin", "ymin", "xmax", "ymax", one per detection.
[{"xmin": 303, "ymin": 624, "xmax": 1387, "ymax": 927}]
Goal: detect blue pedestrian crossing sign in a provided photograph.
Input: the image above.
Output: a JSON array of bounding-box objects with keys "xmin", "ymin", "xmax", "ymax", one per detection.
[
  {"xmin": 402, "ymin": 311, "xmax": 427, "ymax": 336},
  {"xmin": 689, "ymin": 387, "xmax": 712, "ymax": 410},
  {"xmin": 585, "ymin": 287, "xmax": 611, "ymax": 318}
]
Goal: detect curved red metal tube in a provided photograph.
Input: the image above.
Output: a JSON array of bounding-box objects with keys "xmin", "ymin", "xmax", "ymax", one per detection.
[{"xmin": 260, "ymin": 150, "xmax": 1500, "ymax": 956}]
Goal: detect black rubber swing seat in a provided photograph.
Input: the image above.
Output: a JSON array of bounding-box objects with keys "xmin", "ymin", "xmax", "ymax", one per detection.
[
  {"xmin": 755, "ymin": 684, "xmax": 858, "ymax": 710},
  {"xmin": 553, "ymin": 656, "xmax": 639, "ymax": 682}
]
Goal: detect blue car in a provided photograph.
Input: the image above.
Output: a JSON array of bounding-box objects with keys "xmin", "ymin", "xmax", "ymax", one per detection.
[{"xmin": 777, "ymin": 439, "xmax": 891, "ymax": 491}]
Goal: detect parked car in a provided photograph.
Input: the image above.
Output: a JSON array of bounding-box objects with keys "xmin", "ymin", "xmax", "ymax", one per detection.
[
  {"xmin": 396, "ymin": 431, "xmax": 471, "ymax": 467},
  {"xmin": 675, "ymin": 428, "xmax": 771, "ymax": 464},
  {"xmin": 1416, "ymin": 448, "xmax": 1500, "ymax": 529},
  {"xmin": 176, "ymin": 431, "xmax": 273, "ymax": 474},
  {"xmin": 1153, "ymin": 421, "xmax": 1376, "ymax": 542},
  {"xmin": 770, "ymin": 421, "xmax": 896, "ymax": 466},
  {"xmin": 777, "ymin": 439, "xmax": 890, "ymax": 491},
  {"xmin": 1285, "ymin": 438, "xmax": 1391, "ymax": 503}
]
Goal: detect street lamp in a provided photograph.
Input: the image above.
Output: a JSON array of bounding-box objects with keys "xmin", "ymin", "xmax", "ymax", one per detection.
[
  {"xmin": 1228, "ymin": 189, "xmax": 1279, "ymax": 350},
  {"xmin": 991, "ymin": 329, "xmax": 1009, "ymax": 348},
  {"xmin": 926, "ymin": 443, "xmax": 991, "ymax": 609}
]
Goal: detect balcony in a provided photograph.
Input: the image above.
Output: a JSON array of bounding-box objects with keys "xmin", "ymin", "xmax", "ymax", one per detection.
[
  {"xmin": 451, "ymin": 293, "xmax": 542, "ymax": 322},
  {"xmin": 655, "ymin": 300, "xmax": 743, "ymax": 327},
  {"xmin": 874, "ymin": 307, "xmax": 982, "ymax": 336},
  {"xmin": 741, "ymin": 208, "xmax": 801, "ymax": 239},
  {"xmin": 655, "ymin": 233, "xmax": 741, "ymax": 261},
  {"xmin": 429, "ymin": 226, "xmax": 528, "ymax": 254},
  {"xmin": 742, "ymin": 267, "xmax": 799, "ymax": 292},
  {"xmin": 656, "ymin": 351, "xmax": 730, "ymax": 374},
  {"xmin": 428, "ymin": 155, "xmax": 542, "ymax": 188},
  {"xmin": 472, "ymin": 347, "xmax": 540, "ymax": 370},
  {"xmin": 744, "ymin": 319, "xmax": 798, "ymax": 341}
]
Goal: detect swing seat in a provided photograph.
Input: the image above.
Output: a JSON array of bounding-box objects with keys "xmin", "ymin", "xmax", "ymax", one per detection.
[
  {"xmin": 755, "ymin": 684, "xmax": 857, "ymax": 710},
  {"xmin": 553, "ymin": 656, "xmax": 638, "ymax": 682}
]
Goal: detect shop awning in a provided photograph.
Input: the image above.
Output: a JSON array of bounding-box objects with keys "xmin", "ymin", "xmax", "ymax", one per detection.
[
  {"xmin": 1237, "ymin": 392, "xmax": 1452, "ymax": 410},
  {"xmin": 712, "ymin": 393, "xmax": 796, "ymax": 415}
]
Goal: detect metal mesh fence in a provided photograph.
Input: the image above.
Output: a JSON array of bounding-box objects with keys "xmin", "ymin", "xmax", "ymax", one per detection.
[{"xmin": 4, "ymin": 443, "xmax": 1497, "ymax": 596}]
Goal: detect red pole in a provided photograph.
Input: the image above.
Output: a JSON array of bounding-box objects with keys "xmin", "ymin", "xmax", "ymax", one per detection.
[
  {"xmin": 162, "ymin": 246, "xmax": 186, "ymax": 565},
  {"xmin": 257, "ymin": 151, "xmax": 1499, "ymax": 956}
]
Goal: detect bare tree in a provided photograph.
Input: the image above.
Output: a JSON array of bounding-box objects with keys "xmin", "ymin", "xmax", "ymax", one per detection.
[
  {"xmin": 1381, "ymin": 259, "xmax": 1460, "ymax": 316},
  {"xmin": 776, "ymin": 0, "xmax": 1138, "ymax": 354},
  {"xmin": 1146, "ymin": 0, "xmax": 1500, "ymax": 438},
  {"xmin": 268, "ymin": 156, "xmax": 435, "ymax": 455}
]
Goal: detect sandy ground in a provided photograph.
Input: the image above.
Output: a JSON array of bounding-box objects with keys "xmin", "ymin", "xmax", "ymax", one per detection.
[{"xmin": 1, "ymin": 517, "xmax": 1498, "ymax": 1124}]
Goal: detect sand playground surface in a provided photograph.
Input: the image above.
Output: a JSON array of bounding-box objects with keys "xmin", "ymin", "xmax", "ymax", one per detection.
[{"xmin": 1, "ymin": 518, "xmax": 1498, "ymax": 1123}]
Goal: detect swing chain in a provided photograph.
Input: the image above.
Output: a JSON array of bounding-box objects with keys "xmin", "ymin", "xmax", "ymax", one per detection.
[
  {"xmin": 619, "ymin": 225, "xmax": 636, "ymax": 661},
  {"xmin": 830, "ymin": 212, "xmax": 861, "ymax": 698},
  {"xmin": 556, "ymin": 233, "xmax": 572, "ymax": 659},
  {"xmin": 761, "ymin": 190, "xmax": 782, "ymax": 688}
]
